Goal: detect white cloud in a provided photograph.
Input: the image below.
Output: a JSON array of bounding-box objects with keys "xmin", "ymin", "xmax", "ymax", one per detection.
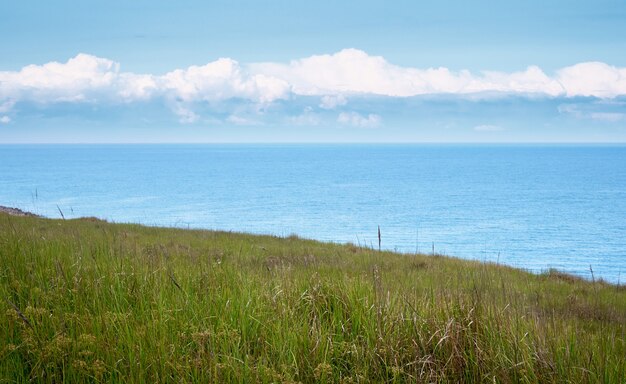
[
  {"xmin": 289, "ymin": 107, "xmax": 321, "ymax": 126},
  {"xmin": 0, "ymin": 100, "xmax": 15, "ymax": 113},
  {"xmin": 251, "ymin": 49, "xmax": 423, "ymax": 96},
  {"xmin": 319, "ymin": 94, "xmax": 347, "ymax": 109},
  {"xmin": 473, "ymin": 124, "xmax": 503, "ymax": 132},
  {"xmin": 558, "ymin": 103, "xmax": 626, "ymax": 122},
  {"xmin": 0, "ymin": 54, "xmax": 290, "ymax": 120},
  {"xmin": 478, "ymin": 66, "xmax": 564, "ymax": 96},
  {"xmin": 118, "ymin": 73, "xmax": 158, "ymax": 101},
  {"xmin": 0, "ymin": 54, "xmax": 120, "ymax": 103},
  {"xmin": 3, "ymin": 50, "xmax": 626, "ymax": 123},
  {"xmin": 557, "ymin": 62, "xmax": 626, "ymax": 98},
  {"xmin": 171, "ymin": 104, "xmax": 199, "ymax": 124},
  {"xmin": 226, "ymin": 115, "xmax": 260, "ymax": 125},
  {"xmin": 160, "ymin": 58, "xmax": 290, "ymax": 104},
  {"xmin": 337, "ymin": 111, "xmax": 381, "ymax": 128},
  {"xmin": 589, "ymin": 112, "xmax": 626, "ymax": 122},
  {"xmin": 0, "ymin": 116, "xmax": 10, "ymax": 124},
  {"xmin": 250, "ymin": 49, "xmax": 566, "ymax": 97},
  {"xmin": 0, "ymin": 54, "xmax": 290, "ymax": 106},
  {"xmin": 0, "ymin": 53, "xmax": 159, "ymax": 108}
]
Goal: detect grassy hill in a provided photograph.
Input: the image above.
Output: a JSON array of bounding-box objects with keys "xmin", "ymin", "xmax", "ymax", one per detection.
[{"xmin": 1, "ymin": 213, "xmax": 625, "ymax": 383}]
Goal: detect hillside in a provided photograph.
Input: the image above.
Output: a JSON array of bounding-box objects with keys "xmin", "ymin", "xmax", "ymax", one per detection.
[{"xmin": 1, "ymin": 213, "xmax": 625, "ymax": 382}]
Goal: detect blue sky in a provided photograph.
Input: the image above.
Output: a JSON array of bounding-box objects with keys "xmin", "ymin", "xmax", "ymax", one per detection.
[{"xmin": 1, "ymin": 0, "xmax": 626, "ymax": 143}]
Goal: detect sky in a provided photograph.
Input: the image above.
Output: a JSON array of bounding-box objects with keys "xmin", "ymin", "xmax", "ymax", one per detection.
[{"xmin": 1, "ymin": 0, "xmax": 626, "ymax": 143}]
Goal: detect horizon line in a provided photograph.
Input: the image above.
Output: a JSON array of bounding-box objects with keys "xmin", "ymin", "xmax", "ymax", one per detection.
[{"xmin": 1, "ymin": 141, "xmax": 625, "ymax": 146}]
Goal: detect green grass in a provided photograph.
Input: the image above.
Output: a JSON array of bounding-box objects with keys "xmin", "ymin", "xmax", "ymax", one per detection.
[{"xmin": 1, "ymin": 213, "xmax": 625, "ymax": 383}]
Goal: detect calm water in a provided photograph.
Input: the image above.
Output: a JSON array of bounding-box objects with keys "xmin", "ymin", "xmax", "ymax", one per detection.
[{"xmin": 1, "ymin": 144, "xmax": 625, "ymax": 282}]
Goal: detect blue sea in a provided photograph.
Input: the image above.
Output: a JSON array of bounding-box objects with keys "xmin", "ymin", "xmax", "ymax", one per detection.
[{"xmin": 1, "ymin": 144, "xmax": 625, "ymax": 282}]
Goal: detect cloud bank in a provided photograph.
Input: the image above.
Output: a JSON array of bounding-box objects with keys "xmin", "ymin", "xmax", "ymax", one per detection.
[{"xmin": 2, "ymin": 49, "xmax": 626, "ymax": 123}]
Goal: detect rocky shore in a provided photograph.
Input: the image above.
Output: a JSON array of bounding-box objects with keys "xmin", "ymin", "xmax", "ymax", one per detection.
[{"xmin": 0, "ymin": 206, "xmax": 40, "ymax": 217}]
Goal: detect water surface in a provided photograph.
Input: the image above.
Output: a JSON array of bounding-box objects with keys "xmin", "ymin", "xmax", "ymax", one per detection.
[{"xmin": 1, "ymin": 144, "xmax": 625, "ymax": 282}]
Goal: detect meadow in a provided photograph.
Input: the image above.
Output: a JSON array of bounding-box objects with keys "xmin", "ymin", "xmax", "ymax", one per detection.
[{"xmin": 1, "ymin": 213, "xmax": 625, "ymax": 383}]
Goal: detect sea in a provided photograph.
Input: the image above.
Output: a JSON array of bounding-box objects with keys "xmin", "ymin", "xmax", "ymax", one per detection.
[{"xmin": 1, "ymin": 144, "xmax": 625, "ymax": 283}]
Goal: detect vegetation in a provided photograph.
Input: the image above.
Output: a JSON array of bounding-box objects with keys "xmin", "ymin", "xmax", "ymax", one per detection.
[{"xmin": 1, "ymin": 213, "xmax": 625, "ymax": 383}]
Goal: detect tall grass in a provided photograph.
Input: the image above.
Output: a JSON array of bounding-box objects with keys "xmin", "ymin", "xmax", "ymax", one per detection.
[{"xmin": 1, "ymin": 213, "xmax": 625, "ymax": 382}]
